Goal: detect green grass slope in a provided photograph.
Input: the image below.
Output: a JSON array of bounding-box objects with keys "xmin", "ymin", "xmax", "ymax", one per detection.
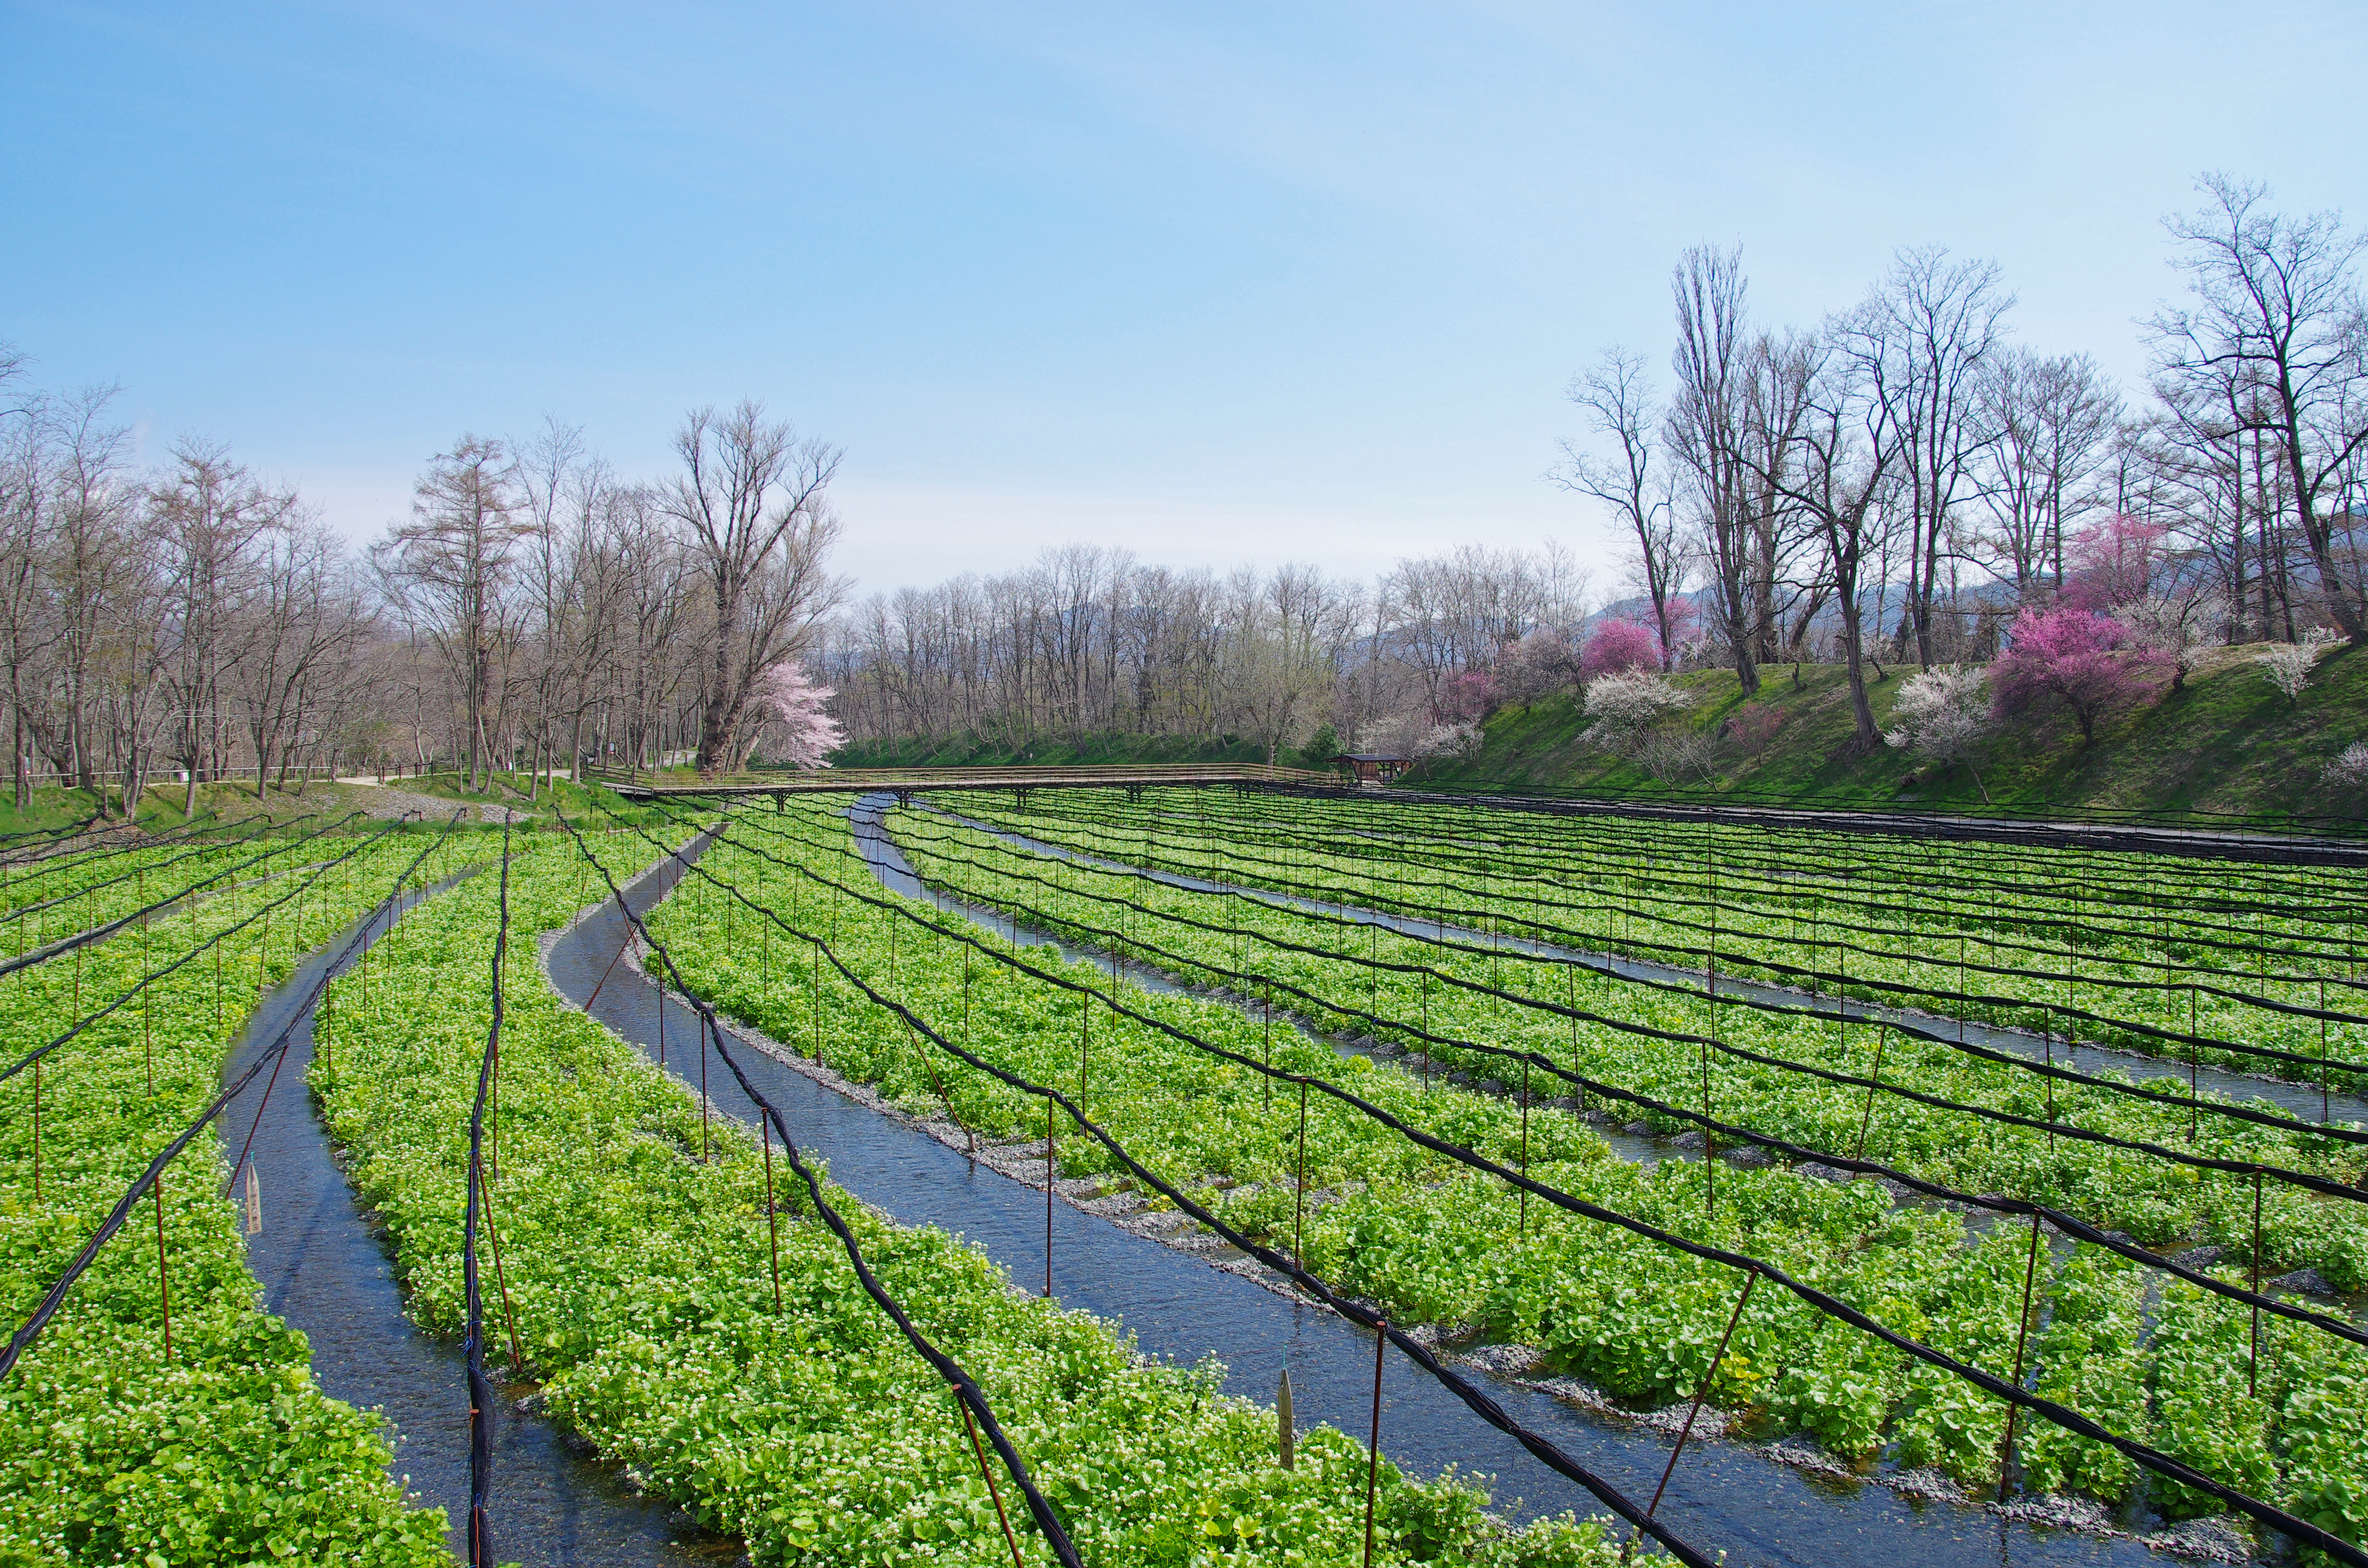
[{"xmin": 1412, "ymin": 643, "xmax": 2368, "ymax": 827}]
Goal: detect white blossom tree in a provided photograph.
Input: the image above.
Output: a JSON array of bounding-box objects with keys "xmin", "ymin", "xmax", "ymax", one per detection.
[
  {"xmin": 1883, "ymin": 664, "xmax": 1995, "ymax": 799},
  {"xmin": 1580, "ymin": 671, "xmax": 1695, "ymax": 754},
  {"xmin": 746, "ymin": 661, "xmax": 843, "ymax": 767}
]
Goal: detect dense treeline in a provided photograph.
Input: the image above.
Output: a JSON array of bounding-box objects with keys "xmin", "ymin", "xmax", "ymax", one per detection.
[
  {"xmin": 814, "ymin": 543, "xmax": 1590, "ymax": 763},
  {"xmin": 0, "ymin": 375, "xmax": 846, "ymax": 812}
]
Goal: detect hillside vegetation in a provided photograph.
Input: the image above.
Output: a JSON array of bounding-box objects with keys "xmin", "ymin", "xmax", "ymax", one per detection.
[{"xmin": 1410, "ymin": 642, "xmax": 2368, "ymax": 826}]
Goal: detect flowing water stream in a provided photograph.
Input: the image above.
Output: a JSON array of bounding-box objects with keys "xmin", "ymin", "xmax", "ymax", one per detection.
[{"xmin": 221, "ymin": 864, "xmax": 721, "ymax": 1566}]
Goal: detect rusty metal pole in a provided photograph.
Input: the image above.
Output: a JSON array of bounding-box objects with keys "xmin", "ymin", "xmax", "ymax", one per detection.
[
  {"xmin": 1295, "ymin": 1078, "xmax": 1309, "ymax": 1273},
  {"xmin": 762, "ymin": 1115, "xmax": 782, "ymax": 1311},
  {"xmin": 1644, "ymin": 1270, "xmax": 1756, "ymax": 1525},
  {"xmin": 154, "ymin": 1165, "xmax": 173, "ymax": 1362},
  {"xmin": 1995, "ymin": 1212, "xmax": 2043, "ymax": 1501},
  {"xmin": 957, "ymin": 1390, "xmax": 1027, "ymax": 1568},
  {"xmin": 1854, "ymin": 1025, "xmax": 1888, "ymax": 1161},
  {"xmin": 2250, "ymin": 1169, "xmax": 2265, "ymax": 1397},
  {"xmin": 2189, "ymin": 983, "xmax": 2201, "ymax": 1143},
  {"xmin": 1044, "ymin": 1097, "xmax": 1056, "ymax": 1298},
  {"xmin": 1363, "ymin": 1319, "xmax": 1387, "ymax": 1568}
]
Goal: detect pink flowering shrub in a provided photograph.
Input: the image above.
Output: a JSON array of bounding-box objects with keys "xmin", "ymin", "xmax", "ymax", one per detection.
[
  {"xmin": 1990, "ymin": 607, "xmax": 2164, "ymax": 743},
  {"xmin": 1724, "ymin": 701, "xmax": 1786, "ymax": 755},
  {"xmin": 1582, "ymin": 618, "xmax": 1663, "ymax": 680}
]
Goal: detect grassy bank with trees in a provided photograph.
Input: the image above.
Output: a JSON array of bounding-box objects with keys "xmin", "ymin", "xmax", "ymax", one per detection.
[{"xmin": 1406, "ymin": 643, "xmax": 2368, "ymax": 823}]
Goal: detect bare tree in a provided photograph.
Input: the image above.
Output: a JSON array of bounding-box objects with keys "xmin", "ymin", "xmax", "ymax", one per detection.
[
  {"xmin": 1556, "ymin": 348, "xmax": 1682, "ymax": 668},
  {"xmin": 376, "ymin": 436, "xmax": 531, "ymax": 791},
  {"xmin": 1665, "ymin": 248, "xmax": 1821, "ymax": 690},
  {"xmin": 2147, "ymin": 174, "xmax": 2368, "ymax": 642},
  {"xmin": 664, "ymin": 402, "xmax": 846, "ymax": 772},
  {"xmin": 1974, "ymin": 349, "xmax": 2121, "ymax": 596},
  {"xmin": 1871, "ymin": 247, "xmax": 2015, "ymax": 668},
  {"xmin": 1222, "ymin": 564, "xmax": 1353, "ymax": 764},
  {"xmin": 148, "ymin": 440, "xmax": 300, "ymax": 812},
  {"xmin": 231, "ymin": 520, "xmax": 370, "ymax": 798},
  {"xmin": 1667, "ymin": 246, "xmax": 1764, "ymax": 691},
  {"xmin": 1748, "ymin": 314, "xmax": 1910, "ymax": 752}
]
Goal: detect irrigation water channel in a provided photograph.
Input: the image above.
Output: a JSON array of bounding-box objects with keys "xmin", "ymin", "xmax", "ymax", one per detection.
[
  {"xmin": 221, "ymin": 866, "xmax": 718, "ymax": 1566},
  {"xmin": 221, "ymin": 812, "xmax": 2234, "ymax": 1566}
]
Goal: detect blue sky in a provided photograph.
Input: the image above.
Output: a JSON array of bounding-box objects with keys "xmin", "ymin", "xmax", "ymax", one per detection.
[{"xmin": 3, "ymin": 1, "xmax": 2360, "ymax": 596}]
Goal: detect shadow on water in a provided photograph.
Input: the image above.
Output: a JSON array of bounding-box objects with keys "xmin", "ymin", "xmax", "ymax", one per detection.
[
  {"xmin": 220, "ymin": 868, "xmax": 723, "ymax": 1568},
  {"xmin": 549, "ymin": 798, "xmax": 2169, "ymax": 1568}
]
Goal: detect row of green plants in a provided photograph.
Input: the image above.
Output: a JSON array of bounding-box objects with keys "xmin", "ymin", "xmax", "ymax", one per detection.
[
  {"xmin": 656, "ymin": 802, "xmax": 2368, "ymax": 1549},
  {"xmin": 312, "ymin": 822, "xmax": 1622, "ymax": 1566},
  {"xmin": 884, "ymin": 806, "xmax": 2368, "ymax": 1273},
  {"xmin": 0, "ymin": 826, "xmax": 480, "ymax": 1566},
  {"xmin": 998, "ymin": 788, "xmax": 2360, "ymax": 974},
  {"xmin": 951, "ymin": 791, "xmax": 2368, "ymax": 1098},
  {"xmin": 0, "ymin": 818, "xmax": 340, "ymax": 957}
]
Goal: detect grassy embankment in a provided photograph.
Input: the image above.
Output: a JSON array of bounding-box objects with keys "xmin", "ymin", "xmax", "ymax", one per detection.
[{"xmin": 1412, "ymin": 642, "xmax": 2368, "ymax": 824}]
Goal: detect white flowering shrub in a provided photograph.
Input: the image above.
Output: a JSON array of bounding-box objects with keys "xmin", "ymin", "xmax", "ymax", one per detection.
[
  {"xmin": 2258, "ymin": 628, "xmax": 2340, "ymax": 701},
  {"xmin": 1580, "ymin": 672, "xmax": 1696, "ymax": 753},
  {"xmin": 2324, "ymin": 741, "xmax": 2368, "ymax": 789}
]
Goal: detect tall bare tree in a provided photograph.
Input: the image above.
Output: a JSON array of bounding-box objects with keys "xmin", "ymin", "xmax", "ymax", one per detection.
[
  {"xmin": 2147, "ymin": 174, "xmax": 2368, "ymax": 642},
  {"xmin": 1557, "ymin": 348, "xmax": 1681, "ymax": 668},
  {"xmin": 376, "ymin": 436, "xmax": 531, "ymax": 791},
  {"xmin": 1666, "ymin": 246, "xmax": 1764, "ymax": 691},
  {"xmin": 664, "ymin": 402, "xmax": 846, "ymax": 772},
  {"xmin": 148, "ymin": 440, "xmax": 299, "ymax": 812},
  {"xmin": 1872, "ymin": 247, "xmax": 2015, "ymax": 668},
  {"xmin": 1974, "ymin": 349, "xmax": 2120, "ymax": 597}
]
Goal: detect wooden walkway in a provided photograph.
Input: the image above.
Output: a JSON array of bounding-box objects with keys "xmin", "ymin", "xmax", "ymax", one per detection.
[{"xmin": 598, "ymin": 762, "xmax": 1341, "ymax": 801}]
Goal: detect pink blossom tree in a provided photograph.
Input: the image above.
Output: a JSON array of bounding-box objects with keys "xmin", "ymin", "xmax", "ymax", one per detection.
[
  {"xmin": 2061, "ymin": 513, "xmax": 2169, "ymax": 613},
  {"xmin": 744, "ymin": 662, "xmax": 844, "ymax": 768},
  {"xmin": 1434, "ymin": 669, "xmax": 1496, "ymax": 725},
  {"xmin": 1989, "ymin": 607, "xmax": 2164, "ymax": 744},
  {"xmin": 1581, "ymin": 618, "xmax": 1663, "ymax": 680}
]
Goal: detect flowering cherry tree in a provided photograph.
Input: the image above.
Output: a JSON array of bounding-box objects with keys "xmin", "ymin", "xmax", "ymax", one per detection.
[
  {"xmin": 1885, "ymin": 665, "xmax": 1996, "ymax": 800},
  {"xmin": 1990, "ymin": 608, "xmax": 2163, "ymax": 744},
  {"xmin": 1581, "ymin": 618, "xmax": 1663, "ymax": 680},
  {"xmin": 745, "ymin": 662, "xmax": 844, "ymax": 768}
]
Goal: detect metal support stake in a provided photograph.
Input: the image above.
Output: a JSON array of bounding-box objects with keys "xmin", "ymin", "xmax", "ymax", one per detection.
[
  {"xmin": 1295, "ymin": 1078, "xmax": 1309, "ymax": 1273},
  {"xmin": 957, "ymin": 1390, "xmax": 1027, "ymax": 1568},
  {"xmin": 762, "ymin": 1115, "xmax": 782, "ymax": 1311},
  {"xmin": 1518, "ymin": 1057, "xmax": 1530, "ymax": 1243},
  {"xmin": 1996, "ymin": 1212, "xmax": 2043, "ymax": 1500},
  {"xmin": 1044, "ymin": 1098, "xmax": 1056, "ymax": 1298},
  {"xmin": 1264, "ymin": 984, "xmax": 1274, "ymax": 1109},
  {"xmin": 154, "ymin": 1165, "xmax": 173, "ymax": 1362},
  {"xmin": 1364, "ymin": 1319, "xmax": 1387, "ymax": 1568},
  {"xmin": 1644, "ymin": 1270, "xmax": 1755, "ymax": 1526},
  {"xmin": 1853, "ymin": 1025, "xmax": 1887, "ymax": 1161},
  {"xmin": 2250, "ymin": 1169, "xmax": 2265, "ymax": 1397}
]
